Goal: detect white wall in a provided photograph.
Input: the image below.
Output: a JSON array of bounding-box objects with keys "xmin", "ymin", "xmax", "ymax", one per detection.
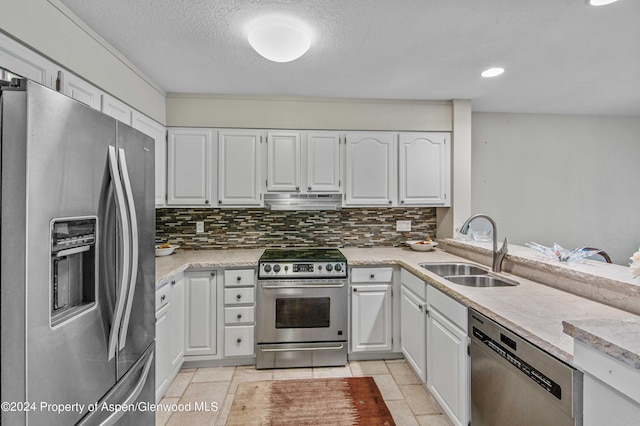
[
  {"xmin": 471, "ymin": 112, "xmax": 640, "ymax": 265},
  {"xmin": 0, "ymin": 0, "xmax": 165, "ymax": 123}
]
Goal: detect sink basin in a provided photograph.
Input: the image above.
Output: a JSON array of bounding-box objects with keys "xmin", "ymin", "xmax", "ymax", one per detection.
[
  {"xmin": 420, "ymin": 262, "xmax": 489, "ymax": 277},
  {"xmin": 446, "ymin": 275, "xmax": 518, "ymax": 287}
]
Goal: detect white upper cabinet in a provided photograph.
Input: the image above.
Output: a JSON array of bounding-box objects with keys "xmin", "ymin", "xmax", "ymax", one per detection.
[
  {"xmin": 398, "ymin": 132, "xmax": 450, "ymax": 206},
  {"xmin": 266, "ymin": 131, "xmax": 301, "ymax": 192},
  {"xmin": 218, "ymin": 130, "xmax": 262, "ymax": 207},
  {"xmin": 167, "ymin": 128, "xmax": 213, "ymax": 206},
  {"xmin": 345, "ymin": 132, "xmax": 396, "ymax": 206},
  {"xmin": 101, "ymin": 93, "xmax": 134, "ymax": 125},
  {"xmin": 306, "ymin": 131, "xmax": 341, "ymax": 193},
  {"xmin": 57, "ymin": 70, "xmax": 102, "ymax": 110},
  {"xmin": 0, "ymin": 32, "xmax": 57, "ymax": 88},
  {"xmin": 132, "ymin": 112, "xmax": 167, "ymax": 207}
]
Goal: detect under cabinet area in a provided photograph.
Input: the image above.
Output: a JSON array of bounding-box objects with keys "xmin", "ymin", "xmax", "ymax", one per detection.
[
  {"xmin": 223, "ymin": 269, "xmax": 256, "ymax": 358},
  {"xmin": 400, "ymin": 269, "xmax": 427, "ymax": 382},
  {"xmin": 350, "ymin": 267, "xmax": 394, "ymax": 353},
  {"xmin": 426, "ymin": 285, "xmax": 469, "ymax": 426}
]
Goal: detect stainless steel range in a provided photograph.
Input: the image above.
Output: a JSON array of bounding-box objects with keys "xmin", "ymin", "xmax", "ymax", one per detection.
[{"xmin": 256, "ymin": 248, "xmax": 348, "ymax": 369}]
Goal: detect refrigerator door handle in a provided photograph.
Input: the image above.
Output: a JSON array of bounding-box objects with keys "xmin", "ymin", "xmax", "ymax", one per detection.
[
  {"xmin": 96, "ymin": 351, "xmax": 154, "ymax": 426},
  {"xmin": 107, "ymin": 146, "xmax": 131, "ymax": 361},
  {"xmin": 117, "ymin": 148, "xmax": 139, "ymax": 351}
]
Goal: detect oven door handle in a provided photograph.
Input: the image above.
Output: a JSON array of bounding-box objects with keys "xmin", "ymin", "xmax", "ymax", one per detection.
[
  {"xmin": 260, "ymin": 344, "xmax": 345, "ymax": 352},
  {"xmin": 260, "ymin": 283, "xmax": 345, "ymax": 289}
]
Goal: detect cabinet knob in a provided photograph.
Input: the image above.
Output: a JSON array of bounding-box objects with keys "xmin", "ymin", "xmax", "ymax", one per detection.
[
  {"xmin": 308, "ymin": 186, "xmax": 312, "ymax": 191},
  {"xmin": 237, "ymin": 314, "xmax": 242, "ymax": 319},
  {"xmin": 236, "ymin": 276, "xmax": 242, "ymax": 282},
  {"xmin": 210, "ymin": 272, "xmax": 215, "ymax": 277},
  {"xmin": 236, "ymin": 338, "xmax": 242, "ymax": 344},
  {"xmin": 218, "ymin": 200, "xmax": 222, "ymax": 204},
  {"xmin": 401, "ymin": 199, "xmax": 405, "ymax": 204},
  {"xmin": 236, "ymin": 294, "xmax": 242, "ymax": 300},
  {"xmin": 353, "ymin": 288, "xmax": 358, "ymax": 292},
  {"xmin": 295, "ymin": 186, "xmax": 300, "ymax": 191},
  {"xmin": 171, "ymin": 280, "xmax": 176, "ymax": 286},
  {"xmin": 370, "ymin": 274, "xmax": 375, "ymax": 279},
  {"xmin": 161, "ymin": 295, "xmax": 166, "ymax": 302},
  {"xmin": 418, "ymin": 304, "xmax": 423, "ymax": 311},
  {"xmin": 388, "ymin": 200, "xmax": 392, "ymax": 204}
]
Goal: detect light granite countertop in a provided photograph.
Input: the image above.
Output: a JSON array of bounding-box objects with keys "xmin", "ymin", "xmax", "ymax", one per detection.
[{"xmin": 155, "ymin": 244, "xmax": 640, "ymax": 369}]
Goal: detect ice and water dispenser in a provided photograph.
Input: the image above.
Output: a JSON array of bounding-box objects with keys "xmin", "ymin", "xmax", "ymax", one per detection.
[{"xmin": 50, "ymin": 217, "xmax": 97, "ymax": 327}]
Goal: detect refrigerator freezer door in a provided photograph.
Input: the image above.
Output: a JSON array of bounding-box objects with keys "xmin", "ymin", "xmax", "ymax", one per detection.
[
  {"xmin": 1, "ymin": 81, "xmax": 117, "ymax": 425},
  {"xmin": 115, "ymin": 121, "xmax": 155, "ymax": 380}
]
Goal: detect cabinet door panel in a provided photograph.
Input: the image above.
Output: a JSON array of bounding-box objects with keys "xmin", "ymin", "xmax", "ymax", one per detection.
[
  {"xmin": 399, "ymin": 132, "xmax": 450, "ymax": 206},
  {"xmin": 101, "ymin": 93, "xmax": 133, "ymax": 124},
  {"xmin": 267, "ymin": 131, "xmax": 300, "ymax": 191},
  {"xmin": 185, "ymin": 272, "xmax": 216, "ymax": 356},
  {"xmin": 171, "ymin": 278, "xmax": 185, "ymax": 369},
  {"xmin": 401, "ymin": 286, "xmax": 426, "ymax": 382},
  {"xmin": 167, "ymin": 129, "xmax": 212, "ymax": 206},
  {"xmin": 155, "ymin": 305, "xmax": 172, "ymax": 401},
  {"xmin": 345, "ymin": 133, "xmax": 395, "ymax": 206},
  {"xmin": 0, "ymin": 33, "xmax": 57, "ymax": 88},
  {"xmin": 59, "ymin": 70, "xmax": 102, "ymax": 110},
  {"xmin": 351, "ymin": 284, "xmax": 392, "ymax": 352},
  {"xmin": 307, "ymin": 132, "xmax": 341, "ymax": 192},
  {"xmin": 132, "ymin": 112, "xmax": 166, "ymax": 207},
  {"xmin": 218, "ymin": 130, "xmax": 261, "ymax": 206}
]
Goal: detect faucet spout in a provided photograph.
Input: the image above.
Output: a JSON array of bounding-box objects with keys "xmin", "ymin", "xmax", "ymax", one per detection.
[{"xmin": 459, "ymin": 214, "xmax": 508, "ymax": 273}]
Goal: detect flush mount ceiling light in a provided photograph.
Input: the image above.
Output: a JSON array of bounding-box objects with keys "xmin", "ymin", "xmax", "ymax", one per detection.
[
  {"xmin": 247, "ymin": 18, "xmax": 311, "ymax": 63},
  {"xmin": 481, "ymin": 67, "xmax": 505, "ymax": 78},
  {"xmin": 586, "ymin": 0, "xmax": 619, "ymax": 6}
]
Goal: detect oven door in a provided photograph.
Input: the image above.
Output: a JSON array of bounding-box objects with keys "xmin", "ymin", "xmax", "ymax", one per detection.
[{"xmin": 256, "ymin": 279, "xmax": 347, "ymax": 344}]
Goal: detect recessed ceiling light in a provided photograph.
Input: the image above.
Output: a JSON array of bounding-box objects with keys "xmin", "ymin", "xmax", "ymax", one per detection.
[
  {"xmin": 247, "ymin": 19, "xmax": 311, "ymax": 63},
  {"xmin": 481, "ymin": 67, "xmax": 505, "ymax": 78},
  {"xmin": 586, "ymin": 0, "xmax": 619, "ymax": 6}
]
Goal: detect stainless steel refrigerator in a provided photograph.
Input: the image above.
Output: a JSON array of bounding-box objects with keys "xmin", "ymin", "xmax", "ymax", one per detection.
[{"xmin": 1, "ymin": 78, "xmax": 155, "ymax": 425}]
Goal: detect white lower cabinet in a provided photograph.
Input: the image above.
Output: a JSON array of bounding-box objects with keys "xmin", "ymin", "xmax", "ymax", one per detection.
[
  {"xmin": 155, "ymin": 273, "xmax": 185, "ymax": 402},
  {"xmin": 426, "ymin": 285, "xmax": 469, "ymax": 426},
  {"xmin": 185, "ymin": 270, "xmax": 217, "ymax": 356},
  {"xmin": 223, "ymin": 269, "xmax": 256, "ymax": 357},
  {"xmin": 350, "ymin": 267, "xmax": 394, "ymax": 353},
  {"xmin": 400, "ymin": 280, "xmax": 427, "ymax": 382}
]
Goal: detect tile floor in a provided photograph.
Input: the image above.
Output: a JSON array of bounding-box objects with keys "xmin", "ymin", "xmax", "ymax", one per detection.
[{"xmin": 155, "ymin": 359, "xmax": 450, "ymax": 426}]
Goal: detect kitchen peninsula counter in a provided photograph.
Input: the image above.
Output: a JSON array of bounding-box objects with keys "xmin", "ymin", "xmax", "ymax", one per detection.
[{"xmin": 156, "ymin": 243, "xmax": 640, "ymax": 369}]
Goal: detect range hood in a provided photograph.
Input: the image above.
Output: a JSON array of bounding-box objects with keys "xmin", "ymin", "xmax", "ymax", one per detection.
[{"xmin": 264, "ymin": 193, "xmax": 342, "ymax": 211}]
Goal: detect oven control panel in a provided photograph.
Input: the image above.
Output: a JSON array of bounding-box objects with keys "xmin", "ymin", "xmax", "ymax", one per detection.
[{"xmin": 259, "ymin": 262, "xmax": 347, "ymax": 279}]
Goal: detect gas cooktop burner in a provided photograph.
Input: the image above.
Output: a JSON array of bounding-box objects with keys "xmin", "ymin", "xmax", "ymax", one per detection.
[{"xmin": 259, "ymin": 248, "xmax": 348, "ymax": 279}]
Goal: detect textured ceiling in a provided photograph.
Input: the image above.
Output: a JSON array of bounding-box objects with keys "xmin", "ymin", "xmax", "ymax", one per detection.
[{"xmin": 57, "ymin": 0, "xmax": 640, "ymax": 116}]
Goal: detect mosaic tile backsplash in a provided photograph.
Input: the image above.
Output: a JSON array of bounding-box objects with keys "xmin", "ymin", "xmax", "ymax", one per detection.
[{"xmin": 156, "ymin": 207, "xmax": 437, "ymax": 249}]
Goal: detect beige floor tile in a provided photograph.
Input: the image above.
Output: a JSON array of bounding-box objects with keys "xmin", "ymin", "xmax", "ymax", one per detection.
[
  {"xmin": 166, "ymin": 410, "xmax": 217, "ymax": 426},
  {"xmin": 192, "ymin": 366, "xmax": 236, "ymax": 383},
  {"xmin": 228, "ymin": 368, "xmax": 274, "ymax": 393},
  {"xmin": 387, "ymin": 361, "xmax": 421, "ymax": 385},
  {"xmin": 372, "ymin": 374, "xmax": 404, "ymax": 401},
  {"xmin": 164, "ymin": 371, "xmax": 195, "ymax": 398},
  {"xmin": 180, "ymin": 368, "xmax": 197, "ymax": 373},
  {"xmin": 312, "ymin": 365, "xmax": 353, "ymax": 378},
  {"xmin": 400, "ymin": 384, "xmax": 442, "ymax": 416},
  {"xmin": 180, "ymin": 381, "xmax": 229, "ymax": 408},
  {"xmin": 385, "ymin": 400, "xmax": 420, "ymax": 426},
  {"xmin": 155, "ymin": 397, "xmax": 179, "ymax": 426},
  {"xmin": 213, "ymin": 392, "xmax": 235, "ymax": 426},
  {"xmin": 416, "ymin": 414, "xmax": 452, "ymax": 426},
  {"xmin": 350, "ymin": 360, "xmax": 390, "ymax": 376},
  {"xmin": 272, "ymin": 367, "xmax": 314, "ymax": 380}
]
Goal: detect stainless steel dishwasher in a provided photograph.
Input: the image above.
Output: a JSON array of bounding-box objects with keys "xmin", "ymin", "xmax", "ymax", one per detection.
[{"xmin": 468, "ymin": 309, "xmax": 582, "ymax": 426}]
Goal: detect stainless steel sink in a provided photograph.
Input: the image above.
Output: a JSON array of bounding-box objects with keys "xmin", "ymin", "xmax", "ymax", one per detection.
[
  {"xmin": 446, "ymin": 275, "xmax": 518, "ymax": 287},
  {"xmin": 420, "ymin": 262, "xmax": 489, "ymax": 277}
]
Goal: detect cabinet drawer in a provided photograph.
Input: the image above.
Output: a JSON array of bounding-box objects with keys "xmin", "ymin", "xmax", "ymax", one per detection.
[
  {"xmin": 224, "ymin": 287, "xmax": 255, "ymax": 305},
  {"xmin": 427, "ymin": 285, "xmax": 467, "ymax": 332},
  {"xmin": 351, "ymin": 267, "xmax": 393, "ymax": 283},
  {"xmin": 156, "ymin": 283, "xmax": 171, "ymax": 312},
  {"xmin": 401, "ymin": 269, "xmax": 426, "ymax": 300},
  {"xmin": 224, "ymin": 325, "xmax": 255, "ymax": 357},
  {"xmin": 224, "ymin": 269, "xmax": 255, "ymax": 286},
  {"xmin": 224, "ymin": 306, "xmax": 255, "ymax": 325}
]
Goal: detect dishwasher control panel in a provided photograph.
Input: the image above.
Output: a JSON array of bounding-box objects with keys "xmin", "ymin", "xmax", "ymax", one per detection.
[{"xmin": 472, "ymin": 326, "xmax": 562, "ymax": 400}]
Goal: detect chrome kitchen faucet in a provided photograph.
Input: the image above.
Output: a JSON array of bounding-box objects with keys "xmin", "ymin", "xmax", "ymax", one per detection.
[{"xmin": 459, "ymin": 214, "xmax": 508, "ymax": 273}]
